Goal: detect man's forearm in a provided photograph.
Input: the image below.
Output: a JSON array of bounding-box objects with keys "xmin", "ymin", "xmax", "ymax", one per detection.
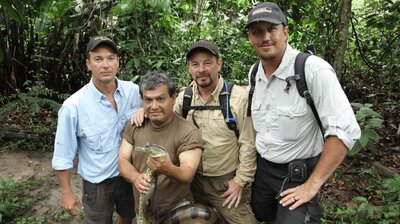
[
  {"xmin": 55, "ymin": 169, "xmax": 73, "ymax": 194},
  {"xmin": 118, "ymin": 158, "xmax": 140, "ymax": 184},
  {"xmin": 306, "ymin": 136, "xmax": 348, "ymax": 191},
  {"xmin": 163, "ymin": 164, "xmax": 197, "ymax": 184}
]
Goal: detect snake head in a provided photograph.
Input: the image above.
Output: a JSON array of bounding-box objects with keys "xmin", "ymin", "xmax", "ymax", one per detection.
[{"xmin": 140, "ymin": 143, "xmax": 167, "ymax": 158}]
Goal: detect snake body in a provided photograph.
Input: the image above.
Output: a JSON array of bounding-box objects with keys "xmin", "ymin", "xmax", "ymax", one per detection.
[
  {"xmin": 163, "ymin": 202, "xmax": 224, "ymax": 224},
  {"xmin": 138, "ymin": 143, "xmax": 167, "ymax": 224},
  {"xmin": 137, "ymin": 143, "xmax": 223, "ymax": 224}
]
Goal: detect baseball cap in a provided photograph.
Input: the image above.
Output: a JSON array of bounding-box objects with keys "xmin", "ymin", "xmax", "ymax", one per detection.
[
  {"xmin": 245, "ymin": 2, "xmax": 287, "ymax": 29},
  {"xmin": 86, "ymin": 36, "xmax": 117, "ymax": 56},
  {"xmin": 186, "ymin": 41, "xmax": 219, "ymax": 60}
]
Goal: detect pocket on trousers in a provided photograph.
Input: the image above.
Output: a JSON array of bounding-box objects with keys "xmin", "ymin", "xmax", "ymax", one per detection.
[{"xmin": 83, "ymin": 180, "xmax": 97, "ymax": 208}]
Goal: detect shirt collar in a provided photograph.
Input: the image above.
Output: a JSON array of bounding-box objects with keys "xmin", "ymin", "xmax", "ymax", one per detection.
[
  {"xmin": 114, "ymin": 78, "xmax": 123, "ymax": 97},
  {"xmin": 88, "ymin": 78, "xmax": 122, "ymax": 101},
  {"xmin": 274, "ymin": 44, "xmax": 298, "ymax": 79}
]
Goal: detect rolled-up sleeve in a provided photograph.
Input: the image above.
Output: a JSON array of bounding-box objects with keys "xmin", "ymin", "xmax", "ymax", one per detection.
[
  {"xmin": 52, "ymin": 106, "xmax": 78, "ymax": 170},
  {"xmin": 307, "ymin": 56, "xmax": 361, "ymax": 150}
]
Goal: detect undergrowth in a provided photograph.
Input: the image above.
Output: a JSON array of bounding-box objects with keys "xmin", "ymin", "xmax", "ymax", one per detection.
[
  {"xmin": 322, "ymin": 174, "xmax": 400, "ymax": 223},
  {"xmin": 0, "ymin": 81, "xmax": 62, "ymax": 149},
  {"xmin": 0, "ymin": 176, "xmax": 44, "ymax": 223}
]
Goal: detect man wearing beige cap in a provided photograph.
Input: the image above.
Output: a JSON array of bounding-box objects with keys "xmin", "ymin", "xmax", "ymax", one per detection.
[
  {"xmin": 245, "ymin": 2, "xmax": 360, "ymax": 224},
  {"xmin": 178, "ymin": 41, "xmax": 257, "ymax": 223},
  {"xmin": 52, "ymin": 36, "xmax": 141, "ymax": 224}
]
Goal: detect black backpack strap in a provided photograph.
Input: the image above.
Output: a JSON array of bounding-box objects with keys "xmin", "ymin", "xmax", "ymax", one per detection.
[
  {"xmin": 181, "ymin": 81, "xmax": 239, "ymax": 138},
  {"xmin": 182, "ymin": 85, "xmax": 193, "ymax": 119},
  {"xmin": 295, "ymin": 52, "xmax": 325, "ymax": 138},
  {"xmin": 189, "ymin": 105, "xmax": 220, "ymax": 129},
  {"xmin": 220, "ymin": 80, "xmax": 239, "ymax": 138},
  {"xmin": 247, "ymin": 61, "xmax": 259, "ymax": 116}
]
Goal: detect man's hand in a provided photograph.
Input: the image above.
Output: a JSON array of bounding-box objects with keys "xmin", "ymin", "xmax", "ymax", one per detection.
[
  {"xmin": 61, "ymin": 191, "xmax": 83, "ymax": 216},
  {"xmin": 134, "ymin": 173, "xmax": 152, "ymax": 194},
  {"xmin": 130, "ymin": 108, "xmax": 145, "ymax": 126},
  {"xmin": 279, "ymin": 181, "xmax": 319, "ymax": 210},
  {"xmin": 280, "ymin": 136, "xmax": 348, "ymax": 210},
  {"xmin": 220, "ymin": 179, "xmax": 244, "ymax": 209},
  {"xmin": 147, "ymin": 154, "xmax": 172, "ymax": 174}
]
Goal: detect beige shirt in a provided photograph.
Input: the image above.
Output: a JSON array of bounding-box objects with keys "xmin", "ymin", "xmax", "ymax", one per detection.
[{"xmin": 174, "ymin": 78, "xmax": 257, "ymax": 187}]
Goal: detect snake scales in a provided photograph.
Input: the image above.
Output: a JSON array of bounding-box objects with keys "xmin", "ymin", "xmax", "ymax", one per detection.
[
  {"xmin": 137, "ymin": 143, "xmax": 167, "ymax": 224},
  {"xmin": 137, "ymin": 143, "xmax": 223, "ymax": 224}
]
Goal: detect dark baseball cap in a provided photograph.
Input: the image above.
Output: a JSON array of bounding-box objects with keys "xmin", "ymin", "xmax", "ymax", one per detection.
[
  {"xmin": 245, "ymin": 2, "xmax": 287, "ymax": 29},
  {"xmin": 186, "ymin": 41, "xmax": 219, "ymax": 60},
  {"xmin": 86, "ymin": 36, "xmax": 117, "ymax": 56}
]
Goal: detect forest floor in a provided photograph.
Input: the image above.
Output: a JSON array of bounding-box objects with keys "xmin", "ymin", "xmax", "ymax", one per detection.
[
  {"xmin": 0, "ymin": 146, "xmax": 83, "ymax": 223},
  {"xmin": 0, "ymin": 96, "xmax": 399, "ymax": 223}
]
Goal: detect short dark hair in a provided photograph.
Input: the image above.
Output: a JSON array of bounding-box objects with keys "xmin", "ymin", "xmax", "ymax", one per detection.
[{"xmin": 139, "ymin": 70, "xmax": 176, "ymax": 98}]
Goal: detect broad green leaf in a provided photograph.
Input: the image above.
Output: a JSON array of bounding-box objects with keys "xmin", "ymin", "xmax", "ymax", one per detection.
[
  {"xmin": 365, "ymin": 118, "xmax": 384, "ymax": 128},
  {"xmin": 364, "ymin": 129, "xmax": 380, "ymax": 141},
  {"xmin": 351, "ymin": 102, "xmax": 364, "ymax": 108},
  {"xmin": 359, "ymin": 129, "xmax": 370, "ymax": 147},
  {"xmin": 0, "ymin": 0, "xmax": 23, "ymax": 23},
  {"xmin": 134, "ymin": 58, "xmax": 140, "ymax": 69},
  {"xmin": 352, "ymin": 196, "xmax": 368, "ymax": 203},
  {"xmin": 349, "ymin": 140, "xmax": 363, "ymax": 156},
  {"xmin": 153, "ymin": 60, "xmax": 163, "ymax": 69}
]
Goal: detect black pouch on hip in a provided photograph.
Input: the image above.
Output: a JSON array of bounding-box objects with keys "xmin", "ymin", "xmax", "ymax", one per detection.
[{"xmin": 288, "ymin": 159, "xmax": 307, "ymax": 183}]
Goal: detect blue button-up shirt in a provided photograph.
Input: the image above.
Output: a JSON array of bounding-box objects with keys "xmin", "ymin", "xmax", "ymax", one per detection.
[{"xmin": 52, "ymin": 78, "xmax": 141, "ymax": 183}]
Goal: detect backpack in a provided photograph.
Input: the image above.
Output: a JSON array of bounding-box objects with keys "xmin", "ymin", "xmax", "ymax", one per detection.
[
  {"xmin": 182, "ymin": 80, "xmax": 239, "ymax": 138},
  {"xmin": 247, "ymin": 44, "xmax": 325, "ymax": 137}
]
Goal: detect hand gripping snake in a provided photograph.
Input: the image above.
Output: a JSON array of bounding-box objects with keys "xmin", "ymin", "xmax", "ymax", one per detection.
[{"xmin": 137, "ymin": 143, "xmax": 224, "ymax": 224}]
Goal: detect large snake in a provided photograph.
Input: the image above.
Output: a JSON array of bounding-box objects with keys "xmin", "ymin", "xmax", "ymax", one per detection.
[
  {"xmin": 137, "ymin": 143, "xmax": 167, "ymax": 224},
  {"xmin": 137, "ymin": 143, "xmax": 223, "ymax": 224}
]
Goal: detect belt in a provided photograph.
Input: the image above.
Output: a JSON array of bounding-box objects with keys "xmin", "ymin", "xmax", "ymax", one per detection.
[
  {"xmin": 259, "ymin": 154, "xmax": 320, "ymax": 172},
  {"xmin": 195, "ymin": 171, "xmax": 235, "ymax": 180},
  {"xmin": 101, "ymin": 175, "xmax": 122, "ymax": 184},
  {"xmin": 84, "ymin": 175, "xmax": 122, "ymax": 185}
]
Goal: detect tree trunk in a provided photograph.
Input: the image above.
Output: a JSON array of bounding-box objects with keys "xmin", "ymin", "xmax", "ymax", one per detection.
[{"xmin": 333, "ymin": 0, "xmax": 352, "ymax": 80}]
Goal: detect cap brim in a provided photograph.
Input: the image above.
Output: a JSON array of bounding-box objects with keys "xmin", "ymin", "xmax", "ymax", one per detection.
[
  {"xmin": 86, "ymin": 40, "xmax": 117, "ymax": 56},
  {"xmin": 90, "ymin": 41, "xmax": 116, "ymax": 51},
  {"xmin": 245, "ymin": 18, "xmax": 282, "ymax": 29},
  {"xmin": 186, "ymin": 47, "xmax": 218, "ymax": 59}
]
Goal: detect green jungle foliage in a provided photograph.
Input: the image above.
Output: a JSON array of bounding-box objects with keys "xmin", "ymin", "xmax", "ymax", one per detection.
[
  {"xmin": 349, "ymin": 103, "xmax": 384, "ymax": 156},
  {"xmin": 1, "ymin": 0, "xmax": 398, "ymax": 95},
  {"xmin": 0, "ymin": 2, "xmax": 399, "ymax": 223},
  {"xmin": 0, "ymin": 0, "xmax": 397, "ymax": 152},
  {"xmin": 0, "ymin": 177, "xmax": 44, "ymax": 223},
  {"xmin": 322, "ymin": 175, "xmax": 400, "ymax": 223},
  {"xmin": 0, "ymin": 81, "xmax": 60, "ymax": 146}
]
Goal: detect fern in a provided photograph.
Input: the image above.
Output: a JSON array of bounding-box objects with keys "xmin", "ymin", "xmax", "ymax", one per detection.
[
  {"xmin": 0, "ymin": 91, "xmax": 61, "ymax": 144},
  {"xmin": 0, "ymin": 100, "xmax": 22, "ymax": 122},
  {"xmin": 20, "ymin": 95, "xmax": 61, "ymax": 116}
]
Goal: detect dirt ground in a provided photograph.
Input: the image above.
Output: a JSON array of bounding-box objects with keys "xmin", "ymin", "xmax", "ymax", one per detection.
[
  {"xmin": 0, "ymin": 147, "xmax": 83, "ymax": 223},
  {"xmin": 1, "ymin": 143, "xmax": 399, "ymax": 223}
]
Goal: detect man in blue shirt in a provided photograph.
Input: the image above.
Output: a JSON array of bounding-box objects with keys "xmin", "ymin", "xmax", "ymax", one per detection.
[{"xmin": 52, "ymin": 36, "xmax": 141, "ymax": 224}]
